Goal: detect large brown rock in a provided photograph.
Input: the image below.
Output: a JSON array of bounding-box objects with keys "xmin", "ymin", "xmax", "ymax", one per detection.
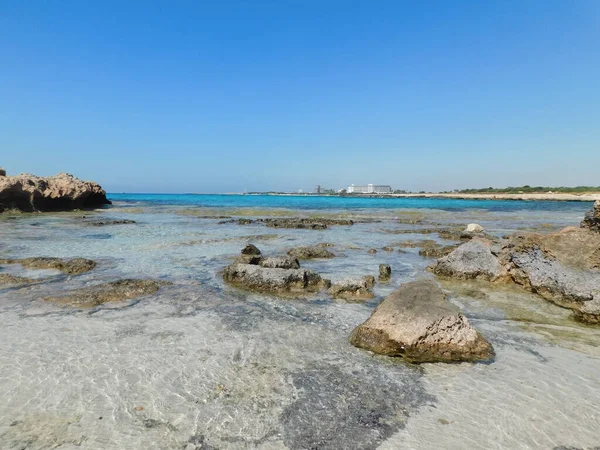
[
  {"xmin": 0, "ymin": 171, "xmax": 111, "ymax": 212},
  {"xmin": 350, "ymin": 279, "xmax": 494, "ymax": 363},
  {"xmin": 581, "ymin": 200, "xmax": 600, "ymax": 233}
]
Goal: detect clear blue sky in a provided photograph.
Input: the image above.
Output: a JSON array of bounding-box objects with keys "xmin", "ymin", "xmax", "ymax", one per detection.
[{"xmin": 1, "ymin": 1, "xmax": 599, "ymax": 193}]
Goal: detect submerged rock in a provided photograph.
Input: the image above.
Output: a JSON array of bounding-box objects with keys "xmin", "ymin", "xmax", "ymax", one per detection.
[
  {"xmin": 0, "ymin": 257, "xmax": 97, "ymax": 275},
  {"xmin": 581, "ymin": 200, "xmax": 600, "ymax": 233},
  {"xmin": 350, "ymin": 279, "xmax": 494, "ymax": 363},
  {"xmin": 264, "ymin": 217, "xmax": 354, "ymax": 229},
  {"xmin": 287, "ymin": 246, "xmax": 335, "ymax": 259},
  {"xmin": 84, "ymin": 219, "xmax": 137, "ymax": 226},
  {"xmin": 328, "ymin": 277, "xmax": 374, "ymax": 301},
  {"xmin": 43, "ymin": 279, "xmax": 169, "ymax": 308},
  {"xmin": 0, "ymin": 273, "xmax": 38, "ymax": 285},
  {"xmin": 0, "ymin": 171, "xmax": 111, "ymax": 212}
]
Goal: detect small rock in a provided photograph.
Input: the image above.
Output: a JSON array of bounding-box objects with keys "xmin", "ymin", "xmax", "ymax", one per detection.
[
  {"xmin": 241, "ymin": 244, "xmax": 261, "ymax": 255},
  {"xmin": 368, "ymin": 249, "xmax": 377, "ymax": 254},
  {"xmin": 382, "ymin": 246, "xmax": 394, "ymax": 252},
  {"xmin": 379, "ymin": 264, "xmax": 392, "ymax": 281},
  {"xmin": 328, "ymin": 277, "xmax": 374, "ymax": 301},
  {"xmin": 465, "ymin": 223, "xmax": 484, "ymax": 233},
  {"xmin": 363, "ymin": 275, "xmax": 376, "ymax": 288}
]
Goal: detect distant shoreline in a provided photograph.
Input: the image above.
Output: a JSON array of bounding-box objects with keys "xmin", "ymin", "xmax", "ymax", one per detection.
[{"xmin": 238, "ymin": 192, "xmax": 600, "ymax": 202}]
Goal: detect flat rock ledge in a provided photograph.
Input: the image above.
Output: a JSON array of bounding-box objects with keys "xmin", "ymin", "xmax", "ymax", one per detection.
[
  {"xmin": 430, "ymin": 228, "xmax": 600, "ymax": 324},
  {"xmin": 43, "ymin": 279, "xmax": 170, "ymax": 308},
  {"xmin": 0, "ymin": 257, "xmax": 97, "ymax": 275},
  {"xmin": 350, "ymin": 279, "xmax": 494, "ymax": 363},
  {"xmin": 223, "ymin": 246, "xmax": 330, "ymax": 296}
]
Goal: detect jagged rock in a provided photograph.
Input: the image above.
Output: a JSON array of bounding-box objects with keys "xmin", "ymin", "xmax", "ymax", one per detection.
[
  {"xmin": 349, "ymin": 279, "xmax": 494, "ymax": 363},
  {"xmin": 581, "ymin": 200, "xmax": 600, "ymax": 233},
  {"xmin": 0, "ymin": 257, "xmax": 97, "ymax": 275},
  {"xmin": 43, "ymin": 279, "xmax": 169, "ymax": 308},
  {"xmin": 431, "ymin": 239, "xmax": 505, "ymax": 281},
  {"xmin": 287, "ymin": 246, "xmax": 335, "ymax": 259},
  {"xmin": 363, "ymin": 275, "xmax": 376, "ymax": 288},
  {"xmin": 328, "ymin": 277, "xmax": 374, "ymax": 301},
  {"xmin": 465, "ymin": 223, "xmax": 484, "ymax": 233},
  {"xmin": 260, "ymin": 256, "xmax": 300, "ymax": 270},
  {"xmin": 0, "ymin": 172, "xmax": 111, "ymax": 212},
  {"xmin": 223, "ymin": 264, "xmax": 328, "ymax": 295},
  {"xmin": 379, "ymin": 264, "xmax": 392, "ymax": 281}
]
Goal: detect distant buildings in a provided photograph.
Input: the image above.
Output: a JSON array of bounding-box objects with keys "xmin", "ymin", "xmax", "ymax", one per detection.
[
  {"xmin": 347, "ymin": 184, "xmax": 392, "ymax": 194},
  {"xmin": 314, "ymin": 185, "xmax": 321, "ymax": 194}
]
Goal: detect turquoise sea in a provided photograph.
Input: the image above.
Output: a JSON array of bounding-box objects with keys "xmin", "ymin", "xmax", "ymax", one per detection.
[{"xmin": 0, "ymin": 194, "xmax": 598, "ymax": 449}]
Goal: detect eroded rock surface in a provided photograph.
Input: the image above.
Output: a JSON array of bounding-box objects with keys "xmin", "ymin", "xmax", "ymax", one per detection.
[
  {"xmin": 0, "ymin": 257, "xmax": 97, "ymax": 275},
  {"xmin": 43, "ymin": 279, "xmax": 169, "ymax": 308},
  {"xmin": 350, "ymin": 279, "xmax": 494, "ymax": 363},
  {"xmin": 224, "ymin": 246, "xmax": 329, "ymax": 295},
  {"xmin": 0, "ymin": 171, "xmax": 111, "ymax": 212},
  {"xmin": 287, "ymin": 246, "xmax": 335, "ymax": 260},
  {"xmin": 431, "ymin": 239, "xmax": 505, "ymax": 281},
  {"xmin": 328, "ymin": 277, "xmax": 375, "ymax": 301}
]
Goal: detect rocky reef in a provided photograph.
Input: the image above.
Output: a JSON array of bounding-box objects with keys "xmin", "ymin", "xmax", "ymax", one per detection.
[
  {"xmin": 223, "ymin": 246, "xmax": 330, "ymax": 295},
  {"xmin": 350, "ymin": 279, "xmax": 494, "ymax": 363},
  {"xmin": 43, "ymin": 279, "xmax": 170, "ymax": 308},
  {"xmin": 0, "ymin": 170, "xmax": 111, "ymax": 212},
  {"xmin": 0, "ymin": 257, "xmax": 97, "ymax": 275},
  {"xmin": 431, "ymin": 227, "xmax": 600, "ymax": 324}
]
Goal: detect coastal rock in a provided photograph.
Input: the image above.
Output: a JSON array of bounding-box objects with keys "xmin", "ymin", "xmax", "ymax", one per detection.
[
  {"xmin": 368, "ymin": 249, "xmax": 377, "ymax": 254},
  {"xmin": 581, "ymin": 200, "xmax": 600, "ymax": 233},
  {"xmin": 260, "ymin": 256, "xmax": 300, "ymax": 270},
  {"xmin": 84, "ymin": 219, "xmax": 137, "ymax": 226},
  {"xmin": 349, "ymin": 279, "xmax": 494, "ymax": 363},
  {"xmin": 465, "ymin": 223, "xmax": 484, "ymax": 233},
  {"xmin": 431, "ymin": 239, "xmax": 505, "ymax": 281},
  {"xmin": 379, "ymin": 264, "xmax": 392, "ymax": 281},
  {"xmin": 382, "ymin": 246, "xmax": 394, "ymax": 252},
  {"xmin": 287, "ymin": 246, "xmax": 335, "ymax": 259},
  {"xmin": 0, "ymin": 257, "xmax": 97, "ymax": 275},
  {"xmin": 242, "ymin": 244, "xmax": 261, "ymax": 255},
  {"xmin": 234, "ymin": 244, "xmax": 263, "ymax": 264},
  {"xmin": 328, "ymin": 277, "xmax": 375, "ymax": 301},
  {"xmin": 0, "ymin": 171, "xmax": 111, "ymax": 212},
  {"xmin": 264, "ymin": 218, "xmax": 354, "ymax": 229},
  {"xmin": 43, "ymin": 279, "xmax": 169, "ymax": 308},
  {"xmin": 0, "ymin": 168, "xmax": 5, "ymax": 177},
  {"xmin": 0, "ymin": 273, "xmax": 39, "ymax": 285},
  {"xmin": 418, "ymin": 241, "xmax": 460, "ymax": 258},
  {"xmin": 224, "ymin": 264, "xmax": 328, "ymax": 295},
  {"xmin": 363, "ymin": 275, "xmax": 376, "ymax": 288}
]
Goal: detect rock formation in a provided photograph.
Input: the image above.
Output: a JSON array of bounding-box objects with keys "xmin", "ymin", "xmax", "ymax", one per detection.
[
  {"xmin": 431, "ymin": 228, "xmax": 600, "ymax": 324},
  {"xmin": 328, "ymin": 277, "xmax": 375, "ymax": 301},
  {"xmin": 0, "ymin": 171, "xmax": 111, "ymax": 212},
  {"xmin": 224, "ymin": 246, "xmax": 330, "ymax": 295},
  {"xmin": 581, "ymin": 200, "xmax": 600, "ymax": 233},
  {"xmin": 350, "ymin": 279, "xmax": 494, "ymax": 363}
]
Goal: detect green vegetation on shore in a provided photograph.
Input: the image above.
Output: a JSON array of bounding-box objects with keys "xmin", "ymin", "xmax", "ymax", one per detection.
[{"xmin": 455, "ymin": 186, "xmax": 600, "ymax": 194}]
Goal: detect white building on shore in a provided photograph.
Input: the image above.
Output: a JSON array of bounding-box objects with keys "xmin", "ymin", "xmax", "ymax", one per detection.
[{"xmin": 347, "ymin": 184, "xmax": 392, "ymax": 194}]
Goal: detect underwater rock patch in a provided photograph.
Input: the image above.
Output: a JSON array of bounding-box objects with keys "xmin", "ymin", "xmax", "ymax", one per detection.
[
  {"xmin": 42, "ymin": 279, "xmax": 170, "ymax": 308},
  {"xmin": 83, "ymin": 219, "xmax": 137, "ymax": 226},
  {"xmin": 0, "ymin": 257, "xmax": 97, "ymax": 275}
]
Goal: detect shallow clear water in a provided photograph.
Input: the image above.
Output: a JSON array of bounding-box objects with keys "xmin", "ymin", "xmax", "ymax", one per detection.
[{"xmin": 0, "ymin": 196, "xmax": 598, "ymax": 449}]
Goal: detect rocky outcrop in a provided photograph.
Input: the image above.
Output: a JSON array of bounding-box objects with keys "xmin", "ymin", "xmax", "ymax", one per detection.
[
  {"xmin": 43, "ymin": 279, "xmax": 169, "ymax": 308},
  {"xmin": 431, "ymin": 239, "xmax": 506, "ymax": 281},
  {"xmin": 328, "ymin": 277, "xmax": 375, "ymax": 301},
  {"xmin": 350, "ymin": 279, "xmax": 494, "ymax": 363},
  {"xmin": 431, "ymin": 228, "xmax": 600, "ymax": 324},
  {"xmin": 0, "ymin": 171, "xmax": 111, "ymax": 212},
  {"xmin": 581, "ymin": 200, "xmax": 600, "ymax": 233},
  {"xmin": 224, "ymin": 246, "xmax": 330, "ymax": 295},
  {"xmin": 287, "ymin": 246, "xmax": 335, "ymax": 259},
  {"xmin": 0, "ymin": 257, "xmax": 97, "ymax": 275}
]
